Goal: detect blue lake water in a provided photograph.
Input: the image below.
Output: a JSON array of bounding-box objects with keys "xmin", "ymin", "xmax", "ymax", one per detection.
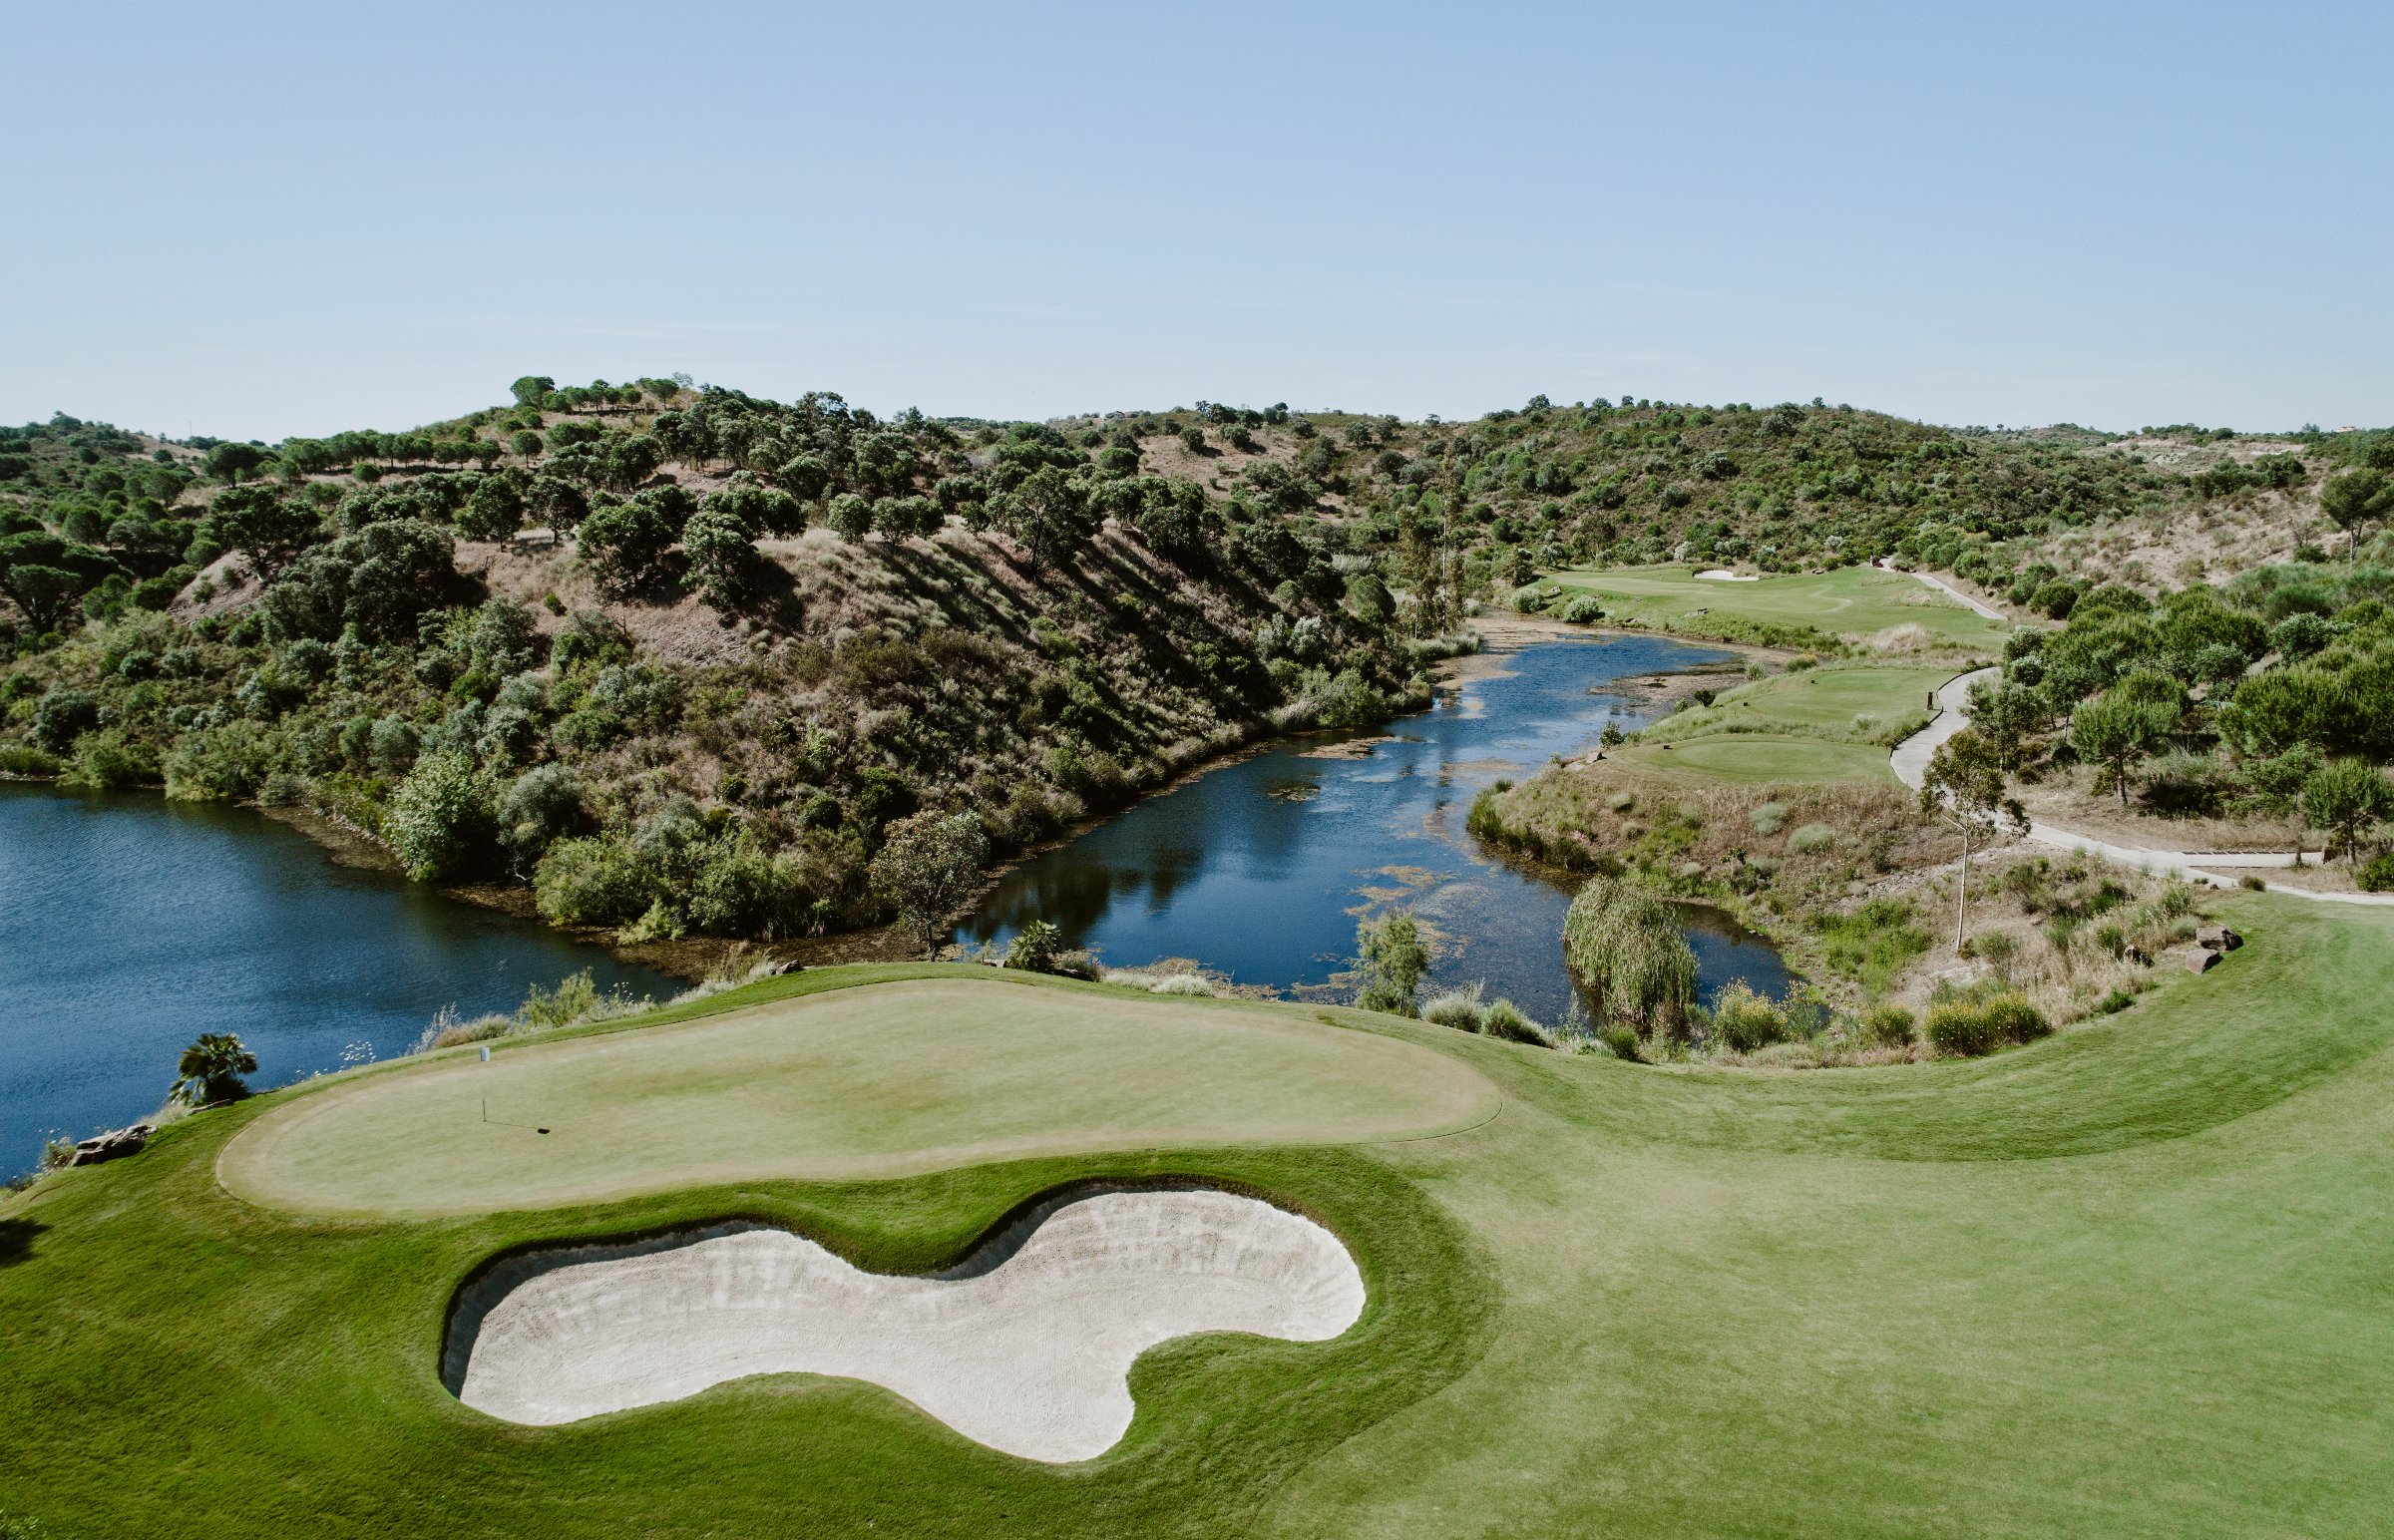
[
  {"xmin": 0, "ymin": 783, "xmax": 677, "ymax": 1175},
  {"xmin": 960, "ymin": 633, "xmax": 1792, "ymax": 1024}
]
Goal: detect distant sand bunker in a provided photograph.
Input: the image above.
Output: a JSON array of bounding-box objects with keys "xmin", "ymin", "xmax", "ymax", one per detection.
[{"xmin": 446, "ymin": 1186, "xmax": 1365, "ymax": 1461}]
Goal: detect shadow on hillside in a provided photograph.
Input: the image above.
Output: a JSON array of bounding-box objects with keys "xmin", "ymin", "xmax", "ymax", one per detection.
[{"xmin": 0, "ymin": 1217, "xmax": 47, "ymax": 1268}]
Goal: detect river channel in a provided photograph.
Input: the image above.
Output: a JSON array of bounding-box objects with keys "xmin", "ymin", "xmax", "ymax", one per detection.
[{"xmin": 960, "ymin": 630, "xmax": 1790, "ymax": 1020}]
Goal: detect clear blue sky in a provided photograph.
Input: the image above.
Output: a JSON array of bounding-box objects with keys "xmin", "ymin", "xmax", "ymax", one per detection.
[{"xmin": 4, "ymin": 1, "xmax": 2386, "ymax": 441}]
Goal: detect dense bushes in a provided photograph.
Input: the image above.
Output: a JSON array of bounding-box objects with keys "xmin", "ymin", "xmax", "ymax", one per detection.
[
  {"xmin": 385, "ymin": 751, "xmax": 496, "ymax": 882},
  {"xmin": 1922, "ymin": 991, "xmax": 2049, "ymax": 1056}
]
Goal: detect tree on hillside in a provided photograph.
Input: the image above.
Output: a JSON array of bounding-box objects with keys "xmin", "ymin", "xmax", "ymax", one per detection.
[
  {"xmin": 870, "ymin": 811, "xmax": 990, "ymax": 959},
  {"xmin": 1126, "ymin": 476, "xmax": 1220, "ymax": 564},
  {"xmin": 994, "ymin": 465, "xmax": 1101, "ymax": 570},
  {"xmin": 203, "ymin": 486, "xmax": 322, "ymax": 581},
  {"xmin": 168, "ymin": 1032, "xmax": 257, "ymax": 1106},
  {"xmin": 1966, "ymin": 677, "xmax": 2044, "ymax": 774},
  {"xmin": 527, "ymin": 473, "xmax": 590, "ymax": 539},
  {"xmin": 578, "ymin": 487, "xmax": 691, "ymax": 594},
  {"xmin": 6, "ymin": 565, "xmax": 86, "ymax": 632},
  {"xmin": 455, "ymin": 471, "xmax": 528, "ymax": 544},
  {"xmin": 2071, "ymin": 693, "xmax": 2178, "ymax": 807},
  {"xmin": 1918, "ymin": 727, "xmax": 2030, "ymax": 950},
  {"xmin": 511, "ymin": 375, "xmax": 557, "ymax": 407},
  {"xmin": 202, "ymin": 442, "xmax": 267, "ymax": 485},
  {"xmin": 2321, "ymin": 469, "xmax": 2393, "ymax": 548},
  {"xmin": 680, "ymin": 504, "xmax": 758, "ymax": 609},
  {"xmin": 826, "ymin": 492, "xmax": 874, "ymax": 544},
  {"xmin": 2299, "ymin": 758, "xmax": 2394, "ymax": 866},
  {"xmin": 1352, "ymin": 908, "xmax": 1429, "ymax": 1016}
]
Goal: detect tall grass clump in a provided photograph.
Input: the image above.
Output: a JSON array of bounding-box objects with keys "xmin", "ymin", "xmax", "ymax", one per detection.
[
  {"xmin": 1563, "ymin": 876, "xmax": 1696, "ymax": 1038},
  {"xmin": 1923, "ymin": 986, "xmax": 2050, "ymax": 1057},
  {"xmin": 407, "ymin": 966, "xmax": 657, "ymax": 1053},
  {"xmin": 1420, "ymin": 980, "xmax": 1486, "ymax": 1030}
]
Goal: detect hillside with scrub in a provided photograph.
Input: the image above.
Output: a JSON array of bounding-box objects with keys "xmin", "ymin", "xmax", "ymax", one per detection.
[{"xmin": 2, "ymin": 381, "xmax": 2391, "ymax": 962}]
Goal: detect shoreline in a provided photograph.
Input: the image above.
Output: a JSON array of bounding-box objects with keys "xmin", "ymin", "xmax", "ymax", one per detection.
[{"xmin": 5, "ymin": 617, "xmax": 1783, "ymax": 988}]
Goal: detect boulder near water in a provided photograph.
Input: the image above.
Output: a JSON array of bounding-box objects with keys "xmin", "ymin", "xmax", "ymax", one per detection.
[{"xmin": 68, "ymin": 1124, "xmax": 154, "ymax": 1167}]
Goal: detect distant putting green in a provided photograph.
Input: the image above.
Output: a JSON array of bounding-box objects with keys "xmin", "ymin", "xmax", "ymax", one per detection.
[
  {"xmin": 217, "ymin": 974, "xmax": 1499, "ymax": 1218},
  {"xmin": 1553, "ymin": 563, "xmax": 2010, "ymax": 651},
  {"xmin": 1604, "ymin": 736, "xmax": 1898, "ymax": 785},
  {"xmin": 1703, "ymin": 663, "xmax": 1951, "ymax": 732},
  {"xmin": 1603, "ymin": 662, "xmax": 1950, "ymax": 785}
]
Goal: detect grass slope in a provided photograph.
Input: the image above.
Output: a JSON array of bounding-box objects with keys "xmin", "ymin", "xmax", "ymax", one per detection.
[
  {"xmin": 6, "ymin": 894, "xmax": 2392, "ymax": 1538},
  {"xmin": 1553, "ymin": 563, "xmax": 2010, "ymax": 653},
  {"xmin": 219, "ymin": 972, "xmax": 1497, "ymax": 1218}
]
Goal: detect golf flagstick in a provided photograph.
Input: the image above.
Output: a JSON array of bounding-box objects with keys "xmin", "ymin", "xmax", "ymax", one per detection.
[{"xmin": 480, "ymin": 1043, "xmax": 490, "ymax": 1122}]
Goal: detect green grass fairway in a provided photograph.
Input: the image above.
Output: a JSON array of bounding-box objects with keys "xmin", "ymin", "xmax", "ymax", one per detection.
[
  {"xmin": 219, "ymin": 974, "xmax": 1499, "ymax": 1218},
  {"xmin": 1552, "ymin": 563, "xmax": 2011, "ymax": 651},
  {"xmin": 8, "ymin": 902, "xmax": 2394, "ymax": 1537},
  {"xmin": 1600, "ymin": 663, "xmax": 1952, "ymax": 785},
  {"xmin": 1604, "ymin": 735, "xmax": 1898, "ymax": 785},
  {"xmin": 1703, "ymin": 662, "xmax": 1952, "ymax": 731}
]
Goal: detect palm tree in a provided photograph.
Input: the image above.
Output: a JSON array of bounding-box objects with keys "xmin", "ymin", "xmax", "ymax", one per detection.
[{"xmin": 169, "ymin": 1034, "xmax": 257, "ymax": 1107}]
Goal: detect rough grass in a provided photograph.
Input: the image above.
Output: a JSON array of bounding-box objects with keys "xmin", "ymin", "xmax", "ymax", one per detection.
[{"xmin": 8, "ymin": 910, "xmax": 2394, "ymax": 1538}]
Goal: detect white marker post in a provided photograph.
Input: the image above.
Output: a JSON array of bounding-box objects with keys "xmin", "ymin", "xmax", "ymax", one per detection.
[{"xmin": 480, "ymin": 1043, "xmax": 491, "ymax": 1122}]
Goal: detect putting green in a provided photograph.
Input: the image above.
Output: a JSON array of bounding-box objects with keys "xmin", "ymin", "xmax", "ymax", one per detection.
[
  {"xmin": 1707, "ymin": 664, "xmax": 1951, "ymax": 730},
  {"xmin": 1605, "ymin": 736, "xmax": 1898, "ymax": 785},
  {"xmin": 1551, "ymin": 563, "xmax": 2009, "ymax": 650},
  {"xmin": 216, "ymin": 975, "xmax": 1499, "ymax": 1218}
]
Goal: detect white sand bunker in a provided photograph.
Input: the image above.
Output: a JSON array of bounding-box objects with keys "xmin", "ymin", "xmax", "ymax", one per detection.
[
  {"xmin": 1693, "ymin": 568, "xmax": 1760, "ymax": 580},
  {"xmin": 446, "ymin": 1186, "xmax": 1365, "ymax": 1461}
]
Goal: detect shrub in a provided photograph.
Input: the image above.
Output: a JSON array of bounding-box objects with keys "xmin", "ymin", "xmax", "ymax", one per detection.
[
  {"xmin": 1421, "ymin": 981, "xmax": 1486, "ymax": 1030},
  {"xmin": 1860, "ymin": 1003, "xmax": 1915, "ymax": 1047},
  {"xmin": 168, "ymin": 1031, "xmax": 257, "ymax": 1105},
  {"xmin": 385, "ymin": 750, "xmax": 497, "ymax": 882},
  {"xmin": 1980, "ymin": 992, "xmax": 2051, "ymax": 1043},
  {"xmin": 1788, "ymin": 822, "xmax": 1836, "ymax": 854},
  {"xmin": 1597, "ymin": 1023, "xmax": 1643, "ymax": 1061},
  {"xmin": 61, "ymin": 727, "xmax": 158, "ymax": 789},
  {"xmin": 1556, "ymin": 593, "xmax": 1604, "ymax": 624},
  {"xmin": 2097, "ymin": 988, "xmax": 2135, "ymax": 1014},
  {"xmin": 2359, "ymin": 853, "xmax": 2394, "ymax": 892},
  {"xmin": 1353, "ymin": 908, "xmax": 1427, "ymax": 1015},
  {"xmin": 1748, "ymin": 801, "xmax": 1789, "ymax": 836},
  {"xmin": 0, "ymin": 745, "xmax": 61, "ymax": 776},
  {"xmin": 1705, "ymin": 980, "xmax": 1792, "ymax": 1052},
  {"xmin": 1003, "ymin": 919, "xmax": 1067, "ymax": 974},
  {"xmin": 518, "ymin": 968, "xmax": 600, "ymax": 1029},
  {"xmin": 2239, "ymin": 874, "xmax": 2267, "ymax": 891},
  {"xmin": 1925, "ymin": 991, "xmax": 2049, "ymax": 1056},
  {"xmin": 164, "ymin": 722, "xmax": 276, "ymax": 801},
  {"xmin": 496, "ymin": 765, "xmax": 587, "ymax": 874},
  {"xmin": 1924, "ymin": 1000, "xmax": 1999, "ymax": 1055},
  {"xmin": 30, "ymin": 687, "xmax": 98, "ymax": 752},
  {"xmin": 1478, "ymin": 997, "xmax": 1551, "ymax": 1046},
  {"xmin": 1151, "ymin": 972, "xmax": 1214, "ymax": 996}
]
